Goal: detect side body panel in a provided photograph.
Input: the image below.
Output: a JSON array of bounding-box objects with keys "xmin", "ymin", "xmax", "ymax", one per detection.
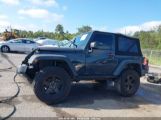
[
  {"xmin": 113, "ymin": 56, "xmax": 142, "ymax": 76},
  {"xmin": 28, "ymin": 49, "xmax": 86, "ymax": 76},
  {"xmin": 85, "ymin": 32, "xmax": 118, "ymax": 76}
]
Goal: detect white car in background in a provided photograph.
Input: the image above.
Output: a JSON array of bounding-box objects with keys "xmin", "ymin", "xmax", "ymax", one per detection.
[
  {"xmin": 33, "ymin": 37, "xmax": 46, "ymax": 41},
  {"xmin": 0, "ymin": 38, "xmax": 38, "ymax": 53},
  {"xmin": 36, "ymin": 39, "xmax": 59, "ymax": 47},
  {"xmin": 59, "ymin": 40, "xmax": 69, "ymax": 46}
]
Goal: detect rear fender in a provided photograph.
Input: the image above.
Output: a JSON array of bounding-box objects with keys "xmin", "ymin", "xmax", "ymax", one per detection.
[{"xmin": 113, "ymin": 60, "xmax": 141, "ymax": 76}]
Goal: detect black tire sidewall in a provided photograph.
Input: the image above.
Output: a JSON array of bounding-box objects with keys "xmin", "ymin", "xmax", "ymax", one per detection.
[
  {"xmin": 34, "ymin": 67, "xmax": 71, "ymax": 104},
  {"xmin": 1, "ymin": 45, "xmax": 10, "ymax": 53},
  {"xmin": 119, "ymin": 69, "xmax": 140, "ymax": 97}
]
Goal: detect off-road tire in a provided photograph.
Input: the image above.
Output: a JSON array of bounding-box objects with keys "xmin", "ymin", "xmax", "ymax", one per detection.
[
  {"xmin": 34, "ymin": 67, "xmax": 71, "ymax": 104},
  {"xmin": 116, "ymin": 69, "xmax": 140, "ymax": 97}
]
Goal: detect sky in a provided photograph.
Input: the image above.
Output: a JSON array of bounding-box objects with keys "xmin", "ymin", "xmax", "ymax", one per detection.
[{"xmin": 0, "ymin": 0, "xmax": 161, "ymax": 34}]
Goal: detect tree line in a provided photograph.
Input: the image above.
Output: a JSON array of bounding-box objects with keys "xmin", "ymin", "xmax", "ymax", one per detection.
[
  {"xmin": 1, "ymin": 24, "xmax": 161, "ymax": 50},
  {"xmin": 133, "ymin": 25, "xmax": 161, "ymax": 50},
  {"xmin": 0, "ymin": 24, "xmax": 92, "ymax": 41}
]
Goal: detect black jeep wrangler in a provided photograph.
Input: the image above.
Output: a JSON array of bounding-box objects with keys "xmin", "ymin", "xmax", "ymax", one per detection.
[{"xmin": 18, "ymin": 31, "xmax": 148, "ymax": 104}]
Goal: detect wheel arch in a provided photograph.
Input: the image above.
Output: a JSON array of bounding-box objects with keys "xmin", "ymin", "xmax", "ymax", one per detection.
[
  {"xmin": 113, "ymin": 60, "xmax": 142, "ymax": 76},
  {"xmin": 32, "ymin": 55, "xmax": 77, "ymax": 78},
  {"xmin": 1, "ymin": 45, "xmax": 10, "ymax": 52}
]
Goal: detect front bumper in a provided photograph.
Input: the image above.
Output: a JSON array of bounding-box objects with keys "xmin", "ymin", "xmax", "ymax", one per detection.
[{"xmin": 17, "ymin": 64, "xmax": 28, "ymax": 74}]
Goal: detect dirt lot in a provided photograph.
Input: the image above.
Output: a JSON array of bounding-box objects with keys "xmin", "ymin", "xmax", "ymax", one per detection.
[{"xmin": 0, "ymin": 53, "xmax": 161, "ymax": 119}]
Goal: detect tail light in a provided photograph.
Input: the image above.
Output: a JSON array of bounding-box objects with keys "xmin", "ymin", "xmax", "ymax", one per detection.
[
  {"xmin": 143, "ymin": 57, "xmax": 149, "ymax": 72},
  {"xmin": 143, "ymin": 57, "xmax": 149, "ymax": 66}
]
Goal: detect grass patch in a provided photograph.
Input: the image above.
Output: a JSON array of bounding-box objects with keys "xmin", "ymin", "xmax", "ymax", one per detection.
[
  {"xmin": 148, "ymin": 57, "xmax": 161, "ymax": 66},
  {"xmin": 142, "ymin": 49, "xmax": 161, "ymax": 66}
]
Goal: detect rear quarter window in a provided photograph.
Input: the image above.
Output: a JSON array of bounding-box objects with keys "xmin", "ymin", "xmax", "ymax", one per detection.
[{"xmin": 116, "ymin": 36, "xmax": 141, "ymax": 56}]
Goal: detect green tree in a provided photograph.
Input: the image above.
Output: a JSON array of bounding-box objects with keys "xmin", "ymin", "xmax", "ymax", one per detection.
[
  {"xmin": 158, "ymin": 25, "xmax": 161, "ymax": 33},
  {"xmin": 54, "ymin": 24, "xmax": 65, "ymax": 40},
  {"xmin": 77, "ymin": 25, "xmax": 92, "ymax": 35},
  {"xmin": 64, "ymin": 31, "xmax": 75, "ymax": 40},
  {"xmin": 133, "ymin": 26, "xmax": 161, "ymax": 50},
  {"xmin": 55, "ymin": 24, "xmax": 64, "ymax": 34}
]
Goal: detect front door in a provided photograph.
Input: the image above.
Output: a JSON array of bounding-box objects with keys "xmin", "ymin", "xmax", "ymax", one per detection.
[
  {"xmin": 86, "ymin": 33, "xmax": 118, "ymax": 75},
  {"xmin": 9, "ymin": 40, "xmax": 24, "ymax": 52}
]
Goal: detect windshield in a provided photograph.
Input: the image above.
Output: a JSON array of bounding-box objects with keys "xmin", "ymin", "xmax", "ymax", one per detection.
[{"xmin": 63, "ymin": 33, "xmax": 90, "ymax": 49}]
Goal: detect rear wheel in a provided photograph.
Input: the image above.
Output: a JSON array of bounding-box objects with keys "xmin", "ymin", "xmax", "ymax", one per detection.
[
  {"xmin": 1, "ymin": 45, "xmax": 10, "ymax": 53},
  {"xmin": 34, "ymin": 67, "xmax": 71, "ymax": 104},
  {"xmin": 116, "ymin": 69, "xmax": 140, "ymax": 97}
]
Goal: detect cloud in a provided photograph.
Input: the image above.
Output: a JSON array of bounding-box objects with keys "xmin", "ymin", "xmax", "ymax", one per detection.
[
  {"xmin": 0, "ymin": 14, "xmax": 10, "ymax": 28},
  {"xmin": 98, "ymin": 26, "xmax": 108, "ymax": 31},
  {"xmin": 0, "ymin": 14, "xmax": 46, "ymax": 32},
  {"xmin": 62, "ymin": 6, "xmax": 68, "ymax": 11},
  {"xmin": 18, "ymin": 16, "xmax": 26, "ymax": 20},
  {"xmin": 118, "ymin": 21, "xmax": 161, "ymax": 35},
  {"xmin": 0, "ymin": 20, "xmax": 10, "ymax": 26},
  {"xmin": 0, "ymin": 0, "xmax": 20, "ymax": 5},
  {"xmin": 0, "ymin": 14, "xmax": 8, "ymax": 20},
  {"xmin": 18, "ymin": 8, "xmax": 64, "ymax": 23},
  {"xmin": 92, "ymin": 25, "xmax": 108, "ymax": 31},
  {"xmin": 18, "ymin": 9, "xmax": 49, "ymax": 18},
  {"xmin": 29, "ymin": 0, "xmax": 59, "ymax": 7},
  {"xmin": 0, "ymin": 20, "xmax": 41, "ymax": 32},
  {"xmin": 12, "ymin": 24, "xmax": 40, "ymax": 32},
  {"xmin": 0, "ymin": 0, "xmax": 59, "ymax": 7},
  {"xmin": 51, "ymin": 13, "xmax": 64, "ymax": 23},
  {"xmin": 0, "ymin": 20, "xmax": 10, "ymax": 32}
]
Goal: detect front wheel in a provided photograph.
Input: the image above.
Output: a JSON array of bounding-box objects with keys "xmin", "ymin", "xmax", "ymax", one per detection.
[
  {"xmin": 34, "ymin": 67, "xmax": 71, "ymax": 104},
  {"xmin": 1, "ymin": 45, "xmax": 10, "ymax": 53},
  {"xmin": 116, "ymin": 69, "xmax": 140, "ymax": 97}
]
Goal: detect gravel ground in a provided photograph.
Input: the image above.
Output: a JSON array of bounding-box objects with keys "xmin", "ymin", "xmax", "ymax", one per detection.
[{"xmin": 0, "ymin": 53, "xmax": 161, "ymax": 119}]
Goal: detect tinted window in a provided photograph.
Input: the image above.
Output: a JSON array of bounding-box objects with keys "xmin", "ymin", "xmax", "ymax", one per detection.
[
  {"xmin": 22, "ymin": 40, "xmax": 27, "ymax": 43},
  {"xmin": 93, "ymin": 33, "xmax": 113, "ymax": 50},
  {"xmin": 22, "ymin": 40, "xmax": 35, "ymax": 44},
  {"xmin": 10, "ymin": 40, "xmax": 22, "ymax": 43},
  {"xmin": 30, "ymin": 41, "xmax": 35, "ymax": 44},
  {"xmin": 118, "ymin": 36, "xmax": 139, "ymax": 53},
  {"xmin": 26, "ymin": 40, "xmax": 35, "ymax": 44}
]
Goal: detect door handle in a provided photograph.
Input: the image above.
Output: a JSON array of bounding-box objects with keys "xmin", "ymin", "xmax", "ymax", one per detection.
[{"xmin": 107, "ymin": 52, "xmax": 115, "ymax": 59}]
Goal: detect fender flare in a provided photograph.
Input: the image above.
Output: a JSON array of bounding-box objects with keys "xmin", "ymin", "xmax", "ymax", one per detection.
[
  {"xmin": 29, "ymin": 54, "xmax": 77, "ymax": 77},
  {"xmin": 113, "ymin": 60, "xmax": 141, "ymax": 76}
]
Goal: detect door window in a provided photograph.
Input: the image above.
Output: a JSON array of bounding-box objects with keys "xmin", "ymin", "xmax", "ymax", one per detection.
[{"xmin": 92, "ymin": 33, "xmax": 113, "ymax": 50}]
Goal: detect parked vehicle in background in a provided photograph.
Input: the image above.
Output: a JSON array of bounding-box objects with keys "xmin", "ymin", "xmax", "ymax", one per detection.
[
  {"xmin": 0, "ymin": 38, "xmax": 38, "ymax": 53},
  {"xmin": 34, "ymin": 37, "xmax": 47, "ymax": 41},
  {"xmin": 58, "ymin": 40, "xmax": 69, "ymax": 46},
  {"xmin": 36, "ymin": 39, "xmax": 59, "ymax": 47}
]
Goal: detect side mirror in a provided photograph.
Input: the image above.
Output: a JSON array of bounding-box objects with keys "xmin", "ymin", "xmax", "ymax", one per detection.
[
  {"xmin": 89, "ymin": 42, "xmax": 97, "ymax": 53},
  {"xmin": 90, "ymin": 42, "xmax": 97, "ymax": 49}
]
